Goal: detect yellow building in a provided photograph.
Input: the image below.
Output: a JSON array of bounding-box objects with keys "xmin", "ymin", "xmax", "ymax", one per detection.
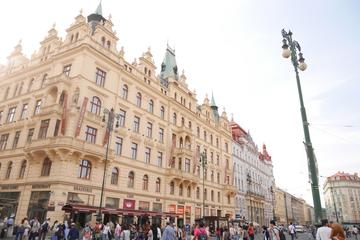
[{"xmin": 0, "ymin": 4, "xmax": 236, "ymax": 225}]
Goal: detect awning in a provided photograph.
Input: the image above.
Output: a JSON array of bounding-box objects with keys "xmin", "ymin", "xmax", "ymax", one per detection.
[{"xmin": 62, "ymin": 204, "xmax": 97, "ymax": 213}]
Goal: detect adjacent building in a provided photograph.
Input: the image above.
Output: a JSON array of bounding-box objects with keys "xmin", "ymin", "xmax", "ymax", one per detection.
[
  {"xmin": 324, "ymin": 172, "xmax": 360, "ymax": 224},
  {"xmin": 230, "ymin": 121, "xmax": 275, "ymax": 226},
  {"xmin": 0, "ymin": 4, "xmax": 236, "ymax": 225}
]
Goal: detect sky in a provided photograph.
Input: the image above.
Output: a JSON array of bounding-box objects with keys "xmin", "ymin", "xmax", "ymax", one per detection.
[{"xmin": 1, "ymin": 0, "xmax": 359, "ymax": 206}]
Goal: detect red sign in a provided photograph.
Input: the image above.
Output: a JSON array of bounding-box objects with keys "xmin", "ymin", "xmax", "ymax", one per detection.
[
  {"xmin": 75, "ymin": 97, "xmax": 88, "ymax": 137},
  {"xmin": 168, "ymin": 204, "xmax": 176, "ymax": 213},
  {"xmin": 185, "ymin": 206, "xmax": 191, "ymax": 215},
  {"xmin": 123, "ymin": 199, "xmax": 135, "ymax": 210}
]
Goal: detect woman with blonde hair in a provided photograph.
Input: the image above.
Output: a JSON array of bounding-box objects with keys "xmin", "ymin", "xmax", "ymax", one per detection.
[{"xmin": 330, "ymin": 224, "xmax": 345, "ymax": 240}]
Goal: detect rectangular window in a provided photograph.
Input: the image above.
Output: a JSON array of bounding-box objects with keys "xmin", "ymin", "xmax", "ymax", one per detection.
[
  {"xmin": 185, "ymin": 158, "xmax": 191, "ymax": 173},
  {"xmin": 0, "ymin": 134, "xmax": 9, "ymax": 151},
  {"xmin": 34, "ymin": 99, "xmax": 42, "ymax": 115},
  {"xmin": 20, "ymin": 103, "xmax": 28, "ymax": 120},
  {"xmin": 119, "ymin": 109, "xmax": 126, "ymax": 127},
  {"xmin": 146, "ymin": 122, "xmax": 152, "ymax": 138},
  {"xmin": 27, "ymin": 128, "xmax": 34, "ymax": 143},
  {"xmin": 38, "ymin": 119, "xmax": 50, "ymax": 139},
  {"xmin": 131, "ymin": 142, "xmax": 138, "ymax": 159},
  {"xmin": 115, "ymin": 137, "xmax": 123, "ymax": 155},
  {"xmin": 54, "ymin": 119, "xmax": 61, "ymax": 137},
  {"xmin": 157, "ymin": 152, "xmax": 163, "ymax": 167},
  {"xmin": 63, "ymin": 64, "xmax": 72, "ymax": 76},
  {"xmin": 145, "ymin": 147, "xmax": 151, "ymax": 164},
  {"xmin": 6, "ymin": 107, "xmax": 16, "ymax": 123},
  {"xmin": 95, "ymin": 68, "xmax": 106, "ymax": 87},
  {"xmin": 85, "ymin": 126, "xmax": 97, "ymax": 144},
  {"xmin": 12, "ymin": 131, "xmax": 21, "ymax": 149},
  {"xmin": 133, "ymin": 116, "xmax": 140, "ymax": 133},
  {"xmin": 159, "ymin": 128, "xmax": 164, "ymax": 143}
]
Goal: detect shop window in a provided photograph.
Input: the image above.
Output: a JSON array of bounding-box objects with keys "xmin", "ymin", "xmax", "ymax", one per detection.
[{"xmin": 27, "ymin": 191, "xmax": 51, "ymax": 222}]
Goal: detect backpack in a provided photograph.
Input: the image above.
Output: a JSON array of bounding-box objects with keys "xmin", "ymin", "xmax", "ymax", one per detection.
[
  {"xmin": 199, "ymin": 229, "xmax": 207, "ymax": 240},
  {"xmin": 41, "ymin": 222, "xmax": 49, "ymax": 232},
  {"xmin": 278, "ymin": 228, "xmax": 286, "ymax": 240}
]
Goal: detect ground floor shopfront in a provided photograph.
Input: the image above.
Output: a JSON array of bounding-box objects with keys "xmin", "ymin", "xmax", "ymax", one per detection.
[{"xmin": 0, "ymin": 182, "xmax": 234, "ymax": 226}]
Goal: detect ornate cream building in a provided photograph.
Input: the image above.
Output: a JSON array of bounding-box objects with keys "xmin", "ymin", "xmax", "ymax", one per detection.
[
  {"xmin": 230, "ymin": 121, "xmax": 275, "ymax": 226},
  {"xmin": 324, "ymin": 172, "xmax": 360, "ymax": 224},
  {"xmin": 0, "ymin": 4, "xmax": 236, "ymax": 225}
]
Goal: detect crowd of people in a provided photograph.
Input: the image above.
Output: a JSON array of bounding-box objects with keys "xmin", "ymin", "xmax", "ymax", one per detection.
[{"xmin": 1, "ymin": 216, "xmax": 359, "ymax": 240}]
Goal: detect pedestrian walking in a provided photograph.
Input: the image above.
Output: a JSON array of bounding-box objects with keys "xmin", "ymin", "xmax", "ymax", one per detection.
[
  {"xmin": 15, "ymin": 218, "xmax": 27, "ymax": 240},
  {"xmin": 68, "ymin": 223, "xmax": 80, "ymax": 240},
  {"xmin": 161, "ymin": 222, "xmax": 176, "ymax": 240},
  {"xmin": 316, "ymin": 219, "xmax": 332, "ymax": 240},
  {"xmin": 354, "ymin": 226, "xmax": 359, "ymax": 240},
  {"xmin": 40, "ymin": 218, "xmax": 50, "ymax": 240},
  {"xmin": 262, "ymin": 226, "xmax": 270, "ymax": 240},
  {"xmin": 288, "ymin": 222, "xmax": 295, "ymax": 240},
  {"xmin": 268, "ymin": 220, "xmax": 279, "ymax": 240},
  {"xmin": 29, "ymin": 218, "xmax": 41, "ymax": 240},
  {"xmin": 248, "ymin": 224, "xmax": 254, "ymax": 240},
  {"xmin": 330, "ymin": 224, "xmax": 345, "ymax": 240}
]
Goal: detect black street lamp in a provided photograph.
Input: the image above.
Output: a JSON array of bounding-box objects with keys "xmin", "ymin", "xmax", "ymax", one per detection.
[
  {"xmin": 199, "ymin": 150, "xmax": 207, "ymax": 219},
  {"xmin": 96, "ymin": 108, "xmax": 120, "ymax": 223},
  {"xmin": 281, "ymin": 29, "xmax": 322, "ymax": 223}
]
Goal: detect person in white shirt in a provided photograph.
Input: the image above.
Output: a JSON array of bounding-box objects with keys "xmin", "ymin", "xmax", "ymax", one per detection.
[
  {"xmin": 316, "ymin": 219, "xmax": 332, "ymax": 240},
  {"xmin": 288, "ymin": 222, "xmax": 295, "ymax": 240}
]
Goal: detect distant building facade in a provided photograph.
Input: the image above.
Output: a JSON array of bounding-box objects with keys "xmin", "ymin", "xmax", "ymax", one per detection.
[
  {"xmin": 324, "ymin": 172, "xmax": 360, "ymax": 224},
  {"xmin": 0, "ymin": 3, "xmax": 236, "ymax": 225},
  {"xmin": 230, "ymin": 121, "xmax": 275, "ymax": 226}
]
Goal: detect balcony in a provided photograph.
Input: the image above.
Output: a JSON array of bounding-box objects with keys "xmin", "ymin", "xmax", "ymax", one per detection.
[
  {"xmin": 46, "ymin": 73, "xmax": 72, "ymax": 87},
  {"xmin": 174, "ymin": 125, "xmax": 193, "ymax": 135},
  {"xmin": 41, "ymin": 103, "xmax": 63, "ymax": 116},
  {"xmin": 166, "ymin": 168, "xmax": 198, "ymax": 185},
  {"xmin": 174, "ymin": 146, "xmax": 193, "ymax": 157},
  {"xmin": 246, "ymin": 190, "xmax": 265, "ymax": 200},
  {"xmin": 24, "ymin": 136, "xmax": 113, "ymax": 161}
]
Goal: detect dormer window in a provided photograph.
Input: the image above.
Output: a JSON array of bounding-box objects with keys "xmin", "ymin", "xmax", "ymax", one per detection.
[
  {"xmin": 101, "ymin": 37, "xmax": 106, "ymax": 46},
  {"xmin": 106, "ymin": 40, "xmax": 111, "ymax": 49}
]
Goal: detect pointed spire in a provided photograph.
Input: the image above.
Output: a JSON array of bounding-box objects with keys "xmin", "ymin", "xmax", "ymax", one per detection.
[
  {"xmin": 160, "ymin": 45, "xmax": 179, "ymax": 83},
  {"xmin": 95, "ymin": 0, "xmax": 102, "ymax": 15},
  {"xmin": 210, "ymin": 91, "xmax": 217, "ymax": 107}
]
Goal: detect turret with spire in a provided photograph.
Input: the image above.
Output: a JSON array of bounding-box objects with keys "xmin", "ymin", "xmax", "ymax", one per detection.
[
  {"xmin": 160, "ymin": 45, "xmax": 179, "ymax": 87},
  {"xmin": 87, "ymin": 1, "xmax": 106, "ymax": 35},
  {"xmin": 210, "ymin": 92, "xmax": 220, "ymax": 122}
]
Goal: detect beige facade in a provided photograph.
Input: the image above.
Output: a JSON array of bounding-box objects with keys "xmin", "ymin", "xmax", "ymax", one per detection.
[
  {"xmin": 274, "ymin": 188, "xmax": 312, "ymax": 225},
  {"xmin": 324, "ymin": 172, "xmax": 360, "ymax": 224},
  {"xmin": 0, "ymin": 7, "xmax": 236, "ymax": 225}
]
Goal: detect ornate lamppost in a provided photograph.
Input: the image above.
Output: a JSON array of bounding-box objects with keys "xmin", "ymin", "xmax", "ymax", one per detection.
[
  {"xmin": 281, "ymin": 29, "xmax": 322, "ymax": 223},
  {"xmin": 199, "ymin": 150, "xmax": 207, "ymax": 219},
  {"xmin": 96, "ymin": 108, "xmax": 120, "ymax": 223}
]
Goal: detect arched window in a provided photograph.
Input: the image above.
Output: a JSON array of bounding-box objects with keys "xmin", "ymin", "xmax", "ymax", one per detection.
[
  {"xmin": 156, "ymin": 178, "xmax": 161, "ymax": 192},
  {"xmin": 111, "ymin": 167, "xmax": 119, "ymax": 185},
  {"xmin": 143, "ymin": 175, "xmax": 149, "ymax": 190},
  {"xmin": 181, "ymin": 117, "xmax": 185, "ymax": 126},
  {"xmin": 136, "ymin": 92, "xmax": 142, "ymax": 107},
  {"xmin": 106, "ymin": 40, "xmax": 111, "ymax": 49},
  {"xmin": 75, "ymin": 32, "xmax": 79, "ymax": 41},
  {"xmin": 196, "ymin": 187, "xmax": 200, "ymax": 199},
  {"xmin": 101, "ymin": 37, "xmax": 106, "ymax": 46},
  {"xmin": 187, "ymin": 186, "xmax": 191, "ymax": 197},
  {"xmin": 78, "ymin": 160, "xmax": 91, "ymax": 179},
  {"xmin": 122, "ymin": 84, "xmax": 128, "ymax": 99},
  {"xmin": 188, "ymin": 121, "xmax": 192, "ymax": 129},
  {"xmin": 173, "ymin": 113, "xmax": 177, "ymax": 125},
  {"xmin": 179, "ymin": 184, "xmax": 183, "ymax": 196},
  {"xmin": 41, "ymin": 74, "xmax": 48, "ymax": 88},
  {"xmin": 18, "ymin": 82, "xmax": 24, "ymax": 96},
  {"xmin": 4, "ymin": 87, "xmax": 10, "ymax": 100},
  {"xmin": 211, "ymin": 190, "xmax": 214, "ymax": 201},
  {"xmin": 5, "ymin": 161, "xmax": 12, "ymax": 179},
  {"xmin": 160, "ymin": 106, "xmax": 165, "ymax": 119},
  {"xmin": 218, "ymin": 191, "xmax": 221, "ymax": 202},
  {"xmin": 170, "ymin": 181, "xmax": 174, "ymax": 195},
  {"xmin": 19, "ymin": 160, "xmax": 27, "ymax": 179},
  {"xmin": 27, "ymin": 79, "xmax": 34, "ymax": 93},
  {"xmin": 59, "ymin": 91, "xmax": 66, "ymax": 106},
  {"xmin": 90, "ymin": 96, "xmax": 101, "ymax": 115},
  {"xmin": 211, "ymin": 170, "xmax": 214, "ymax": 182},
  {"xmin": 70, "ymin": 34, "xmax": 74, "ymax": 42},
  {"xmin": 216, "ymin": 138, "xmax": 219, "ymax": 148},
  {"xmin": 204, "ymin": 131, "xmax": 207, "ymax": 141},
  {"xmin": 204, "ymin": 188, "xmax": 207, "ymax": 200},
  {"xmin": 210, "ymin": 134, "xmax": 213, "ymax": 145},
  {"xmin": 197, "ymin": 127, "xmax": 200, "ymax": 137},
  {"xmin": 41, "ymin": 158, "xmax": 52, "ymax": 176},
  {"xmin": 148, "ymin": 100, "xmax": 154, "ymax": 113},
  {"xmin": 128, "ymin": 171, "xmax": 134, "ymax": 188}
]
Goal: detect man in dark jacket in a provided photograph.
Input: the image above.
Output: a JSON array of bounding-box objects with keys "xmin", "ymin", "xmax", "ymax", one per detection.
[{"xmin": 68, "ymin": 223, "xmax": 79, "ymax": 240}]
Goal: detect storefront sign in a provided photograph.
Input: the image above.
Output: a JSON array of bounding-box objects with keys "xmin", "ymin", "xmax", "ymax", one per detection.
[
  {"xmin": 177, "ymin": 205, "xmax": 184, "ymax": 215},
  {"xmin": 123, "ymin": 199, "xmax": 135, "ymax": 210},
  {"xmin": 1, "ymin": 185, "xmax": 18, "ymax": 190},
  {"xmin": 74, "ymin": 185, "xmax": 92, "ymax": 193},
  {"xmin": 168, "ymin": 204, "xmax": 176, "ymax": 213},
  {"xmin": 139, "ymin": 201, "xmax": 150, "ymax": 211},
  {"xmin": 185, "ymin": 206, "xmax": 191, "ymax": 215},
  {"xmin": 32, "ymin": 184, "xmax": 51, "ymax": 189}
]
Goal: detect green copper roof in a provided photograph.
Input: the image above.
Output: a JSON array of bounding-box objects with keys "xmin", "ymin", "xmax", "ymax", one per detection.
[
  {"xmin": 95, "ymin": 1, "xmax": 102, "ymax": 15},
  {"xmin": 210, "ymin": 92, "xmax": 217, "ymax": 107},
  {"xmin": 160, "ymin": 45, "xmax": 179, "ymax": 81}
]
